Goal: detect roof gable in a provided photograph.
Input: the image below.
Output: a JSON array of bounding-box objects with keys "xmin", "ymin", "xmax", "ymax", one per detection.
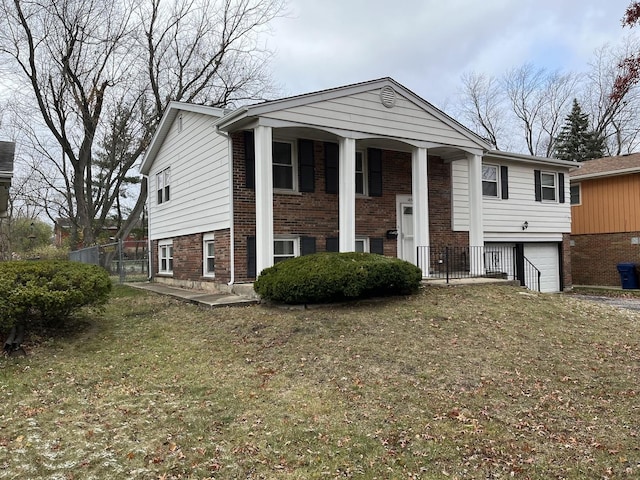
[{"xmin": 217, "ymin": 78, "xmax": 491, "ymax": 150}]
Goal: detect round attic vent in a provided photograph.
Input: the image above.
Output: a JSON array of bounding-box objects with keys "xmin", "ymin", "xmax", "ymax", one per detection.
[{"xmin": 380, "ymin": 86, "xmax": 396, "ymax": 108}]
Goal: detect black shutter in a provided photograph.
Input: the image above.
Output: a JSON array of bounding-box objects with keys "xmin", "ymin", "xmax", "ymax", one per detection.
[
  {"xmin": 368, "ymin": 148, "xmax": 383, "ymax": 197},
  {"xmin": 534, "ymin": 169, "xmax": 542, "ymax": 202},
  {"xmin": 500, "ymin": 166, "xmax": 509, "ymax": 200},
  {"xmin": 326, "ymin": 237, "xmax": 339, "ymax": 252},
  {"xmin": 247, "ymin": 236, "xmax": 256, "ymax": 278},
  {"xmin": 558, "ymin": 172, "xmax": 565, "ymax": 203},
  {"xmin": 298, "ymin": 139, "xmax": 315, "ymax": 192},
  {"xmin": 300, "ymin": 236, "xmax": 316, "ymax": 255},
  {"xmin": 370, "ymin": 238, "xmax": 384, "ymax": 255},
  {"xmin": 244, "ymin": 131, "xmax": 255, "ymax": 189},
  {"xmin": 324, "ymin": 142, "xmax": 338, "ymax": 194}
]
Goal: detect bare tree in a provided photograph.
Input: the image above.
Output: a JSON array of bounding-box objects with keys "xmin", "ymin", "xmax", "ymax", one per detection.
[
  {"xmin": 584, "ymin": 40, "xmax": 640, "ymax": 155},
  {"xmin": 456, "ymin": 72, "xmax": 507, "ymax": 150},
  {"xmin": 0, "ymin": 0, "xmax": 284, "ymax": 248}
]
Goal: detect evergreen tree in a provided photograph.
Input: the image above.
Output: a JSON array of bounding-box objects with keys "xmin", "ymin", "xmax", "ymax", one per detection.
[{"xmin": 554, "ymin": 99, "xmax": 606, "ymax": 162}]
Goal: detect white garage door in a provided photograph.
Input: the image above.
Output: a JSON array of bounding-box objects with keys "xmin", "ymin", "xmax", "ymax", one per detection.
[{"xmin": 523, "ymin": 243, "xmax": 560, "ymax": 293}]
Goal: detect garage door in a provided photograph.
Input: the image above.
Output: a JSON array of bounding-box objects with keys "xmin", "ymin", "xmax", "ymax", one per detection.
[{"xmin": 523, "ymin": 243, "xmax": 560, "ymax": 293}]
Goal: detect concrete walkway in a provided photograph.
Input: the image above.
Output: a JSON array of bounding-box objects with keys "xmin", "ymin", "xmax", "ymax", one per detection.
[{"xmin": 126, "ymin": 282, "xmax": 259, "ymax": 308}]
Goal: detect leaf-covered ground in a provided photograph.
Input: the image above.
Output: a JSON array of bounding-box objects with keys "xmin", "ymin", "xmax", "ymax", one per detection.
[{"xmin": 1, "ymin": 284, "xmax": 639, "ymax": 479}]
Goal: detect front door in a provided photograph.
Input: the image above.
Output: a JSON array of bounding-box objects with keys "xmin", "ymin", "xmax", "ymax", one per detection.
[{"xmin": 400, "ymin": 202, "xmax": 414, "ymax": 263}]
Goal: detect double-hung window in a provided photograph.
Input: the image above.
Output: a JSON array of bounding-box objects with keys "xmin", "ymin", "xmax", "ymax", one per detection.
[
  {"xmin": 274, "ymin": 238, "xmax": 298, "ymax": 263},
  {"xmin": 541, "ymin": 172, "xmax": 557, "ymax": 201},
  {"xmin": 482, "ymin": 165, "xmax": 499, "ymax": 197},
  {"xmin": 355, "ymin": 151, "xmax": 367, "ymax": 195},
  {"xmin": 157, "ymin": 168, "xmax": 171, "ymax": 204},
  {"xmin": 273, "ymin": 141, "xmax": 295, "ymax": 190},
  {"xmin": 159, "ymin": 240, "xmax": 173, "ymax": 274},
  {"xmin": 203, "ymin": 234, "xmax": 215, "ymax": 277}
]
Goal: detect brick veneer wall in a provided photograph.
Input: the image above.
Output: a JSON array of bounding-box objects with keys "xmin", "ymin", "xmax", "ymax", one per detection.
[
  {"xmin": 232, "ymin": 132, "xmax": 467, "ymax": 281},
  {"xmin": 561, "ymin": 233, "xmax": 572, "ymax": 290},
  {"xmin": 151, "ymin": 228, "xmax": 231, "ymax": 288},
  {"xmin": 571, "ymin": 231, "xmax": 640, "ymax": 286}
]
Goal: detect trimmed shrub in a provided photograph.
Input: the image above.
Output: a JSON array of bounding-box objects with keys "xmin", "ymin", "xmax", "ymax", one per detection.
[
  {"xmin": 0, "ymin": 260, "xmax": 112, "ymax": 330},
  {"xmin": 254, "ymin": 252, "xmax": 422, "ymax": 304}
]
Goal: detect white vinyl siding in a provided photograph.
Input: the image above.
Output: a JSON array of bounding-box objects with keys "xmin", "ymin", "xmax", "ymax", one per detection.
[
  {"xmin": 452, "ymin": 160, "xmax": 571, "ymax": 236},
  {"xmin": 147, "ymin": 110, "xmax": 230, "ymax": 240},
  {"xmin": 262, "ymin": 90, "xmax": 481, "ymax": 150}
]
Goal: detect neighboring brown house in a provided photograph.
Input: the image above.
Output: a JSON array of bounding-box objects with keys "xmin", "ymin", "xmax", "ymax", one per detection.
[
  {"xmin": 570, "ymin": 154, "xmax": 640, "ymax": 286},
  {"xmin": 0, "ymin": 141, "xmax": 15, "ymax": 218}
]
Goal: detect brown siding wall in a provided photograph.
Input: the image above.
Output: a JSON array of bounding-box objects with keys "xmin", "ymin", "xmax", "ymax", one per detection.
[
  {"xmin": 572, "ymin": 174, "xmax": 640, "ymax": 234},
  {"xmin": 571, "ymin": 231, "xmax": 640, "ymax": 286}
]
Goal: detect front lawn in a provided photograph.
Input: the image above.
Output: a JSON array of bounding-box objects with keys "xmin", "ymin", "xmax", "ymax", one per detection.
[{"xmin": 1, "ymin": 284, "xmax": 639, "ymax": 479}]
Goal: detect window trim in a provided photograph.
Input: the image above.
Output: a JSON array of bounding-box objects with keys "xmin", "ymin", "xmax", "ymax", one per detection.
[
  {"xmin": 158, "ymin": 239, "xmax": 173, "ymax": 275},
  {"xmin": 355, "ymin": 150, "xmax": 368, "ymax": 196},
  {"xmin": 540, "ymin": 171, "xmax": 557, "ymax": 202},
  {"xmin": 570, "ymin": 183, "xmax": 581, "ymax": 206},
  {"xmin": 203, "ymin": 233, "xmax": 215, "ymax": 278},
  {"xmin": 156, "ymin": 168, "xmax": 171, "ymax": 205},
  {"xmin": 355, "ymin": 237, "xmax": 369, "ymax": 253},
  {"xmin": 272, "ymin": 139, "xmax": 297, "ymax": 192},
  {"xmin": 274, "ymin": 237, "xmax": 299, "ymax": 263},
  {"xmin": 482, "ymin": 164, "xmax": 499, "ymax": 198}
]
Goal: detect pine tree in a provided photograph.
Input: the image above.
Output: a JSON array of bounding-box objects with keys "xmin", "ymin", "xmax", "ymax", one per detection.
[{"xmin": 554, "ymin": 99, "xmax": 606, "ymax": 162}]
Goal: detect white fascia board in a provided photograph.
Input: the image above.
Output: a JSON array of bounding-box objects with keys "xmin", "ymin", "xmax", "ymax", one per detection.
[{"xmin": 485, "ymin": 150, "xmax": 577, "ymax": 169}]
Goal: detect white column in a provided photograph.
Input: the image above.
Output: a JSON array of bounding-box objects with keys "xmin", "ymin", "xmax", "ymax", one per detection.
[
  {"xmin": 254, "ymin": 125, "xmax": 274, "ymax": 275},
  {"xmin": 338, "ymin": 137, "xmax": 356, "ymax": 251},
  {"xmin": 412, "ymin": 147, "xmax": 429, "ymax": 276},
  {"xmin": 467, "ymin": 153, "xmax": 485, "ymax": 275}
]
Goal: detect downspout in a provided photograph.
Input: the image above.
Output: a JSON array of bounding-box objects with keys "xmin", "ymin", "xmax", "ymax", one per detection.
[
  {"xmin": 142, "ymin": 173, "xmax": 153, "ymax": 281},
  {"xmin": 216, "ymin": 127, "xmax": 235, "ymax": 286}
]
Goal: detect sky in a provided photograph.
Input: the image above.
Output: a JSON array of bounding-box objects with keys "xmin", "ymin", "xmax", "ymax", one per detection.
[{"xmin": 265, "ymin": 0, "xmax": 636, "ymax": 108}]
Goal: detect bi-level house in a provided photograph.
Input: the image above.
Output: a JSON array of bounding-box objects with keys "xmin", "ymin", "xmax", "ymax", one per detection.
[{"xmin": 140, "ymin": 78, "xmax": 574, "ymax": 293}]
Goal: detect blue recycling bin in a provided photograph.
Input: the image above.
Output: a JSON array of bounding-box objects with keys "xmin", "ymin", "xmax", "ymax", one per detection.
[{"xmin": 616, "ymin": 263, "xmax": 639, "ymax": 289}]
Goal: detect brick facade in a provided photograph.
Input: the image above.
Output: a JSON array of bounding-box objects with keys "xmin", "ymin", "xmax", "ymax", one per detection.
[
  {"xmin": 231, "ymin": 132, "xmax": 467, "ymax": 281},
  {"xmin": 571, "ymin": 231, "xmax": 640, "ymax": 286},
  {"xmin": 561, "ymin": 233, "xmax": 573, "ymax": 290},
  {"xmin": 151, "ymin": 228, "xmax": 231, "ymax": 290}
]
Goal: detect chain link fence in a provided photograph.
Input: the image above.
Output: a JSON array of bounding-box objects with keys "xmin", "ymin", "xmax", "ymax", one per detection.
[{"xmin": 69, "ymin": 240, "xmax": 148, "ymax": 283}]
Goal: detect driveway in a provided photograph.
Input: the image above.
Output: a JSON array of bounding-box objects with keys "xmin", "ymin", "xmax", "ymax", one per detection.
[{"xmin": 573, "ymin": 294, "xmax": 640, "ymax": 312}]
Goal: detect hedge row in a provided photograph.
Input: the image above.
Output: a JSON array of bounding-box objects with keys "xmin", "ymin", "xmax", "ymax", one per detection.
[
  {"xmin": 254, "ymin": 252, "xmax": 422, "ymax": 304},
  {"xmin": 0, "ymin": 260, "xmax": 112, "ymax": 330}
]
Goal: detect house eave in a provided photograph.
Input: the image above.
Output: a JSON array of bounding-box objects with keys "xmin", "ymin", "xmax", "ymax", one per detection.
[
  {"xmin": 485, "ymin": 150, "xmax": 577, "ymax": 169},
  {"xmin": 570, "ymin": 166, "xmax": 640, "ymax": 181}
]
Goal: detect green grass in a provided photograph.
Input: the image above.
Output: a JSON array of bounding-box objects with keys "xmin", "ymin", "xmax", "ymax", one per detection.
[{"xmin": 1, "ymin": 284, "xmax": 639, "ymax": 479}]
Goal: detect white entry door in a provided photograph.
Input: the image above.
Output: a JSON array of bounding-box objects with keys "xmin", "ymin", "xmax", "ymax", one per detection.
[{"xmin": 400, "ymin": 203, "xmax": 414, "ymax": 263}]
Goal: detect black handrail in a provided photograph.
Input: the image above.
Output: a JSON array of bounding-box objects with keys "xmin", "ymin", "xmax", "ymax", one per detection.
[{"xmin": 416, "ymin": 245, "xmax": 542, "ymax": 291}]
